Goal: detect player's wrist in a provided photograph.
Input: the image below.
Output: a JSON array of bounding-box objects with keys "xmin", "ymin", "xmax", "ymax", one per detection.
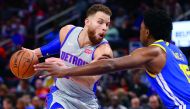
[
  {"xmin": 64, "ymin": 71, "xmax": 70, "ymax": 77},
  {"xmin": 61, "ymin": 66, "xmax": 70, "ymax": 77},
  {"xmin": 34, "ymin": 48, "xmax": 43, "ymax": 58}
]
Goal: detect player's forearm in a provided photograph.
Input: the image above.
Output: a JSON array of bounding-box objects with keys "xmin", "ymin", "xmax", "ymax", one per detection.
[
  {"xmin": 63, "ymin": 55, "xmax": 146, "ymax": 77},
  {"xmin": 40, "ymin": 36, "xmax": 60, "ymax": 57},
  {"xmin": 64, "ymin": 59, "xmax": 117, "ymax": 76}
]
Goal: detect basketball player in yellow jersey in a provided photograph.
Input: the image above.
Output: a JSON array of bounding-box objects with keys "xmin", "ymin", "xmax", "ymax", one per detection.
[{"xmin": 25, "ymin": 4, "xmax": 113, "ymax": 109}]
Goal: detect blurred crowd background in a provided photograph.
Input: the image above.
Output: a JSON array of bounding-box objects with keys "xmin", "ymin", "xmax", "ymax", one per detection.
[{"xmin": 0, "ymin": 0, "xmax": 190, "ymax": 109}]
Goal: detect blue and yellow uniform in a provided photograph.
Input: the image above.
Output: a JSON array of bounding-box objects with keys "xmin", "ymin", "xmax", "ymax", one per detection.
[{"xmin": 146, "ymin": 40, "xmax": 190, "ymax": 109}]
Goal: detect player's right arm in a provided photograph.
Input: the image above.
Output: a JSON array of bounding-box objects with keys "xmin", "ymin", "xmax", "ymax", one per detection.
[
  {"xmin": 35, "ymin": 46, "xmax": 164, "ymax": 78},
  {"xmin": 63, "ymin": 46, "xmax": 160, "ymax": 76},
  {"xmin": 23, "ymin": 25, "xmax": 74, "ymax": 58}
]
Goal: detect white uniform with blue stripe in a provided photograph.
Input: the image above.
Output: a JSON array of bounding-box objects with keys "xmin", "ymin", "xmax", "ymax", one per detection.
[
  {"xmin": 46, "ymin": 26, "xmax": 108, "ymax": 109},
  {"xmin": 147, "ymin": 40, "xmax": 190, "ymax": 109}
]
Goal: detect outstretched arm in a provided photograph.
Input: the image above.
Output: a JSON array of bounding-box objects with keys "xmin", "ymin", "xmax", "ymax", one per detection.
[
  {"xmin": 35, "ymin": 46, "xmax": 159, "ymax": 78},
  {"xmin": 23, "ymin": 25, "xmax": 74, "ymax": 58},
  {"xmin": 65, "ymin": 47, "xmax": 156, "ymax": 76}
]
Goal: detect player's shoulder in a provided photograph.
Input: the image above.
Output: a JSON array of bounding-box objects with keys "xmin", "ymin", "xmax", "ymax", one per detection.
[
  {"xmin": 96, "ymin": 42, "xmax": 110, "ymax": 50},
  {"xmin": 97, "ymin": 38, "xmax": 110, "ymax": 49},
  {"xmin": 133, "ymin": 46, "xmax": 162, "ymax": 57},
  {"xmin": 59, "ymin": 25, "xmax": 75, "ymax": 43},
  {"xmin": 60, "ymin": 25, "xmax": 75, "ymax": 32},
  {"xmin": 94, "ymin": 41, "xmax": 113, "ymax": 58}
]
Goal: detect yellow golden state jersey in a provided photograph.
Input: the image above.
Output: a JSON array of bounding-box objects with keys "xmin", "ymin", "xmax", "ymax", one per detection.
[{"xmin": 146, "ymin": 40, "xmax": 190, "ymax": 109}]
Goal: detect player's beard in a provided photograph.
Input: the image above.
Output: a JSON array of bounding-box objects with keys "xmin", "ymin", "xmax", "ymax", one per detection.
[{"xmin": 87, "ymin": 27, "xmax": 102, "ymax": 45}]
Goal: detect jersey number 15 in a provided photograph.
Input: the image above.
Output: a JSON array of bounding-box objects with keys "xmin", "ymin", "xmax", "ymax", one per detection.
[{"xmin": 179, "ymin": 64, "xmax": 190, "ymax": 83}]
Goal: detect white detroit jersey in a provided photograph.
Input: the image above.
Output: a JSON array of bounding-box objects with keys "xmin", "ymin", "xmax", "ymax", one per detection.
[{"xmin": 47, "ymin": 26, "xmax": 108, "ymax": 109}]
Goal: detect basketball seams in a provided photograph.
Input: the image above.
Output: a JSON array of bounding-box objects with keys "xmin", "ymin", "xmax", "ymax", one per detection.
[
  {"xmin": 10, "ymin": 50, "xmax": 38, "ymax": 79},
  {"xmin": 22, "ymin": 52, "xmax": 35, "ymax": 79},
  {"xmin": 18, "ymin": 51, "xmax": 25, "ymax": 77}
]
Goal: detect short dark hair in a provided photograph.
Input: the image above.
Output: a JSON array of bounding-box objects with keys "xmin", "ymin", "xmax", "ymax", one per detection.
[
  {"xmin": 86, "ymin": 4, "xmax": 112, "ymax": 17},
  {"xmin": 143, "ymin": 9, "xmax": 173, "ymax": 41}
]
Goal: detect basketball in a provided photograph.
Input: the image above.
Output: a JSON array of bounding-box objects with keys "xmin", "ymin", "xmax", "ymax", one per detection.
[{"xmin": 9, "ymin": 50, "xmax": 39, "ymax": 79}]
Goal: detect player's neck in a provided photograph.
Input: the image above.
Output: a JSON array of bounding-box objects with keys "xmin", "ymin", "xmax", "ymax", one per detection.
[
  {"xmin": 147, "ymin": 38, "xmax": 156, "ymax": 46},
  {"xmin": 78, "ymin": 28, "xmax": 93, "ymax": 48}
]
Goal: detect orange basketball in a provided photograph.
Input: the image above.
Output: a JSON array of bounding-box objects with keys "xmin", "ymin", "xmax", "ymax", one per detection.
[{"xmin": 9, "ymin": 50, "xmax": 39, "ymax": 79}]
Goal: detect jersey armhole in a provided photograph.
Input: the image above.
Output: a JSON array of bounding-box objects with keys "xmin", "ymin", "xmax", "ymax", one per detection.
[
  {"xmin": 91, "ymin": 42, "xmax": 109, "ymax": 60},
  {"xmin": 147, "ymin": 43, "xmax": 167, "ymax": 78},
  {"xmin": 60, "ymin": 26, "xmax": 76, "ymax": 47},
  {"xmin": 150, "ymin": 44, "xmax": 166, "ymax": 53},
  {"xmin": 146, "ymin": 70, "xmax": 156, "ymax": 78}
]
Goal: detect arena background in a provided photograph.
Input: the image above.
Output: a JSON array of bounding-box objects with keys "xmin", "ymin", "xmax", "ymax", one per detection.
[{"xmin": 0, "ymin": 0, "xmax": 190, "ymax": 109}]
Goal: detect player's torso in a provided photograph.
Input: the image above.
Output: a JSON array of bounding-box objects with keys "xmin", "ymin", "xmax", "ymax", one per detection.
[
  {"xmin": 56, "ymin": 26, "xmax": 107, "ymax": 97},
  {"xmin": 146, "ymin": 40, "xmax": 190, "ymax": 109},
  {"xmin": 60, "ymin": 26, "xmax": 95, "ymax": 88}
]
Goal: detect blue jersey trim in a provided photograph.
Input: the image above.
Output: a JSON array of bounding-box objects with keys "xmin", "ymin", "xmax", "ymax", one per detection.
[
  {"xmin": 93, "ymin": 81, "xmax": 98, "ymax": 93},
  {"xmin": 91, "ymin": 42, "xmax": 108, "ymax": 60},
  {"xmin": 51, "ymin": 103, "xmax": 65, "ymax": 109},
  {"xmin": 46, "ymin": 93, "xmax": 53, "ymax": 109}
]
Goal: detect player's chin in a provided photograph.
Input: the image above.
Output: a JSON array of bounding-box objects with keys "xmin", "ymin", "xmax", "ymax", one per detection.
[
  {"xmin": 92, "ymin": 39, "xmax": 102, "ymax": 45},
  {"xmin": 96, "ymin": 38, "xmax": 103, "ymax": 43}
]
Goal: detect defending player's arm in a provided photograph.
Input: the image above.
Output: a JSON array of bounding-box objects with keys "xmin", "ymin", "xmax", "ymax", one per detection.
[
  {"xmin": 35, "ymin": 46, "xmax": 159, "ymax": 78},
  {"xmin": 23, "ymin": 25, "xmax": 74, "ymax": 58},
  {"xmin": 63, "ymin": 46, "xmax": 159, "ymax": 76}
]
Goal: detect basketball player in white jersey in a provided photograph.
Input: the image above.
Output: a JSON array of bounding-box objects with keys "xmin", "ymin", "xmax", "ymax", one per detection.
[{"xmin": 24, "ymin": 4, "xmax": 113, "ymax": 109}]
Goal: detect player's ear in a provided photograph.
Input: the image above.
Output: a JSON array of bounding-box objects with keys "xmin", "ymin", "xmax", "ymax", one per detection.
[
  {"xmin": 85, "ymin": 18, "xmax": 89, "ymax": 26},
  {"xmin": 146, "ymin": 29, "xmax": 150, "ymax": 36},
  {"xmin": 144, "ymin": 29, "xmax": 150, "ymax": 40}
]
